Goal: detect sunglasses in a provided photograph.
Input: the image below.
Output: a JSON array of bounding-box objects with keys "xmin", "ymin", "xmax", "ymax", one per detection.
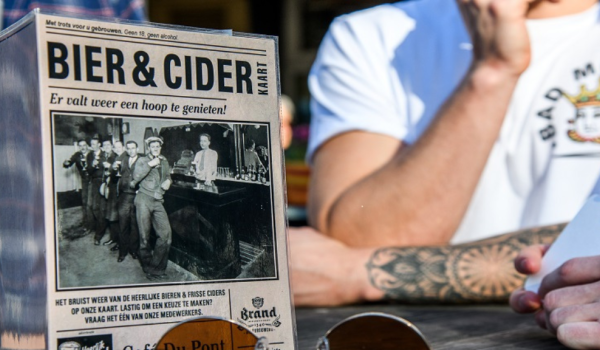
[
  {"xmin": 156, "ymin": 317, "xmax": 268, "ymax": 350},
  {"xmin": 317, "ymin": 312, "xmax": 431, "ymax": 350},
  {"xmin": 156, "ymin": 312, "xmax": 430, "ymax": 350}
]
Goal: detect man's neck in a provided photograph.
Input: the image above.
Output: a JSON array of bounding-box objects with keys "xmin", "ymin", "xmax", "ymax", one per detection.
[{"xmin": 527, "ymin": 0, "xmax": 597, "ymax": 19}]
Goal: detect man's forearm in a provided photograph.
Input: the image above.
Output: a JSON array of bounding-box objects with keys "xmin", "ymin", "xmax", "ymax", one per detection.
[
  {"xmin": 365, "ymin": 223, "xmax": 564, "ymax": 303},
  {"xmin": 321, "ymin": 67, "xmax": 520, "ymax": 247}
]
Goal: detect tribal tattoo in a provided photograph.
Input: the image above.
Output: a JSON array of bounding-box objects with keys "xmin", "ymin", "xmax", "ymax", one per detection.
[{"xmin": 366, "ymin": 223, "xmax": 566, "ymax": 303}]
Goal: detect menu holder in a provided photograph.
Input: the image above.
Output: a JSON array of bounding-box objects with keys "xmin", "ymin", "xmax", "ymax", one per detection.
[{"xmin": 0, "ymin": 9, "xmax": 295, "ymax": 350}]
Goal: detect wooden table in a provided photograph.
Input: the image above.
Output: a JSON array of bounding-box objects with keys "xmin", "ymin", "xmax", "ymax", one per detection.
[{"xmin": 295, "ymin": 304, "xmax": 567, "ymax": 349}]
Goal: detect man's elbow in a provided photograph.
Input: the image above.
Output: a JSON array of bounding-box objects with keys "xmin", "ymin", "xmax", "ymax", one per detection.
[
  {"xmin": 320, "ymin": 203, "xmax": 454, "ymax": 248},
  {"xmin": 308, "ymin": 199, "xmax": 378, "ymax": 247},
  {"xmin": 306, "ymin": 202, "xmax": 329, "ymax": 237}
]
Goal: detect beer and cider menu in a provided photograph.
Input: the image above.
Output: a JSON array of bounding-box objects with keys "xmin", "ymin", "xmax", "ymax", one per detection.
[{"xmin": 0, "ymin": 10, "xmax": 295, "ymax": 350}]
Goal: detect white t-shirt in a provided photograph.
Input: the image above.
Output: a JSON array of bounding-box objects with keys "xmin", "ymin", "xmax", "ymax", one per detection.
[{"xmin": 308, "ymin": 0, "xmax": 600, "ymax": 244}]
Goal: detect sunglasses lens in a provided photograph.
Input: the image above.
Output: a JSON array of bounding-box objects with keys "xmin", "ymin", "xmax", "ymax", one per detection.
[
  {"xmin": 319, "ymin": 313, "xmax": 430, "ymax": 350},
  {"xmin": 156, "ymin": 317, "xmax": 265, "ymax": 350}
]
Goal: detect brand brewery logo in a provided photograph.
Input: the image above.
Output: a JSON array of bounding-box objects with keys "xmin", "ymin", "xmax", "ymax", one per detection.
[
  {"xmin": 58, "ymin": 335, "xmax": 112, "ymax": 350},
  {"xmin": 563, "ymin": 79, "xmax": 600, "ymax": 143},
  {"xmin": 252, "ymin": 297, "xmax": 264, "ymax": 309},
  {"xmin": 238, "ymin": 296, "xmax": 281, "ymax": 333}
]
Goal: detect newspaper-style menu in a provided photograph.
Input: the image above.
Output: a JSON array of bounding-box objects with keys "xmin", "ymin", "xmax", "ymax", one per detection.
[{"xmin": 0, "ymin": 10, "xmax": 295, "ymax": 350}]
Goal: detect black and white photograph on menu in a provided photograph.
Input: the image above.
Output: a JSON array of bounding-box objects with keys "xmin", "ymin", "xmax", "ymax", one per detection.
[{"xmin": 53, "ymin": 113, "xmax": 276, "ymax": 289}]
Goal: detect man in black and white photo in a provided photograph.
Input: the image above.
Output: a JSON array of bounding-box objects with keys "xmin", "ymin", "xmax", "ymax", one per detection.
[
  {"xmin": 100, "ymin": 140, "xmax": 119, "ymax": 249},
  {"xmin": 244, "ymin": 139, "xmax": 265, "ymax": 172},
  {"xmin": 193, "ymin": 133, "xmax": 218, "ymax": 185},
  {"xmin": 62, "ymin": 139, "xmax": 92, "ymax": 234},
  {"xmin": 131, "ymin": 136, "xmax": 173, "ymax": 280},
  {"xmin": 115, "ymin": 140, "xmax": 142, "ymax": 263},
  {"xmin": 86, "ymin": 137, "xmax": 109, "ymax": 246},
  {"xmin": 113, "ymin": 140, "xmax": 124, "ymax": 158}
]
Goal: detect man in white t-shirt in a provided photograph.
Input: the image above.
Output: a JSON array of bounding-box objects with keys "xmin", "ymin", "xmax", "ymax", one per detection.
[
  {"xmin": 307, "ymin": 0, "xmax": 600, "ymax": 247},
  {"xmin": 291, "ymin": 1, "xmax": 600, "ymax": 345}
]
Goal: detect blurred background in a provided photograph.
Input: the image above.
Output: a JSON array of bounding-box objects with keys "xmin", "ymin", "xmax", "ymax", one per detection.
[{"xmin": 147, "ymin": 0, "xmax": 396, "ymax": 214}]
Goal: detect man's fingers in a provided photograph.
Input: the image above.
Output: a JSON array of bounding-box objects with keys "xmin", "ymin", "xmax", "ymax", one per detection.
[
  {"xmin": 557, "ymin": 322, "xmax": 600, "ymax": 349},
  {"xmin": 539, "ymin": 256, "xmax": 600, "ymax": 298},
  {"xmin": 514, "ymin": 244, "xmax": 549, "ymax": 274},
  {"xmin": 534, "ymin": 309, "xmax": 547, "ymax": 329},
  {"xmin": 510, "ymin": 288, "xmax": 542, "ymax": 313},
  {"xmin": 547, "ymin": 302, "xmax": 600, "ymax": 335},
  {"xmin": 543, "ymin": 280, "xmax": 600, "ymax": 313}
]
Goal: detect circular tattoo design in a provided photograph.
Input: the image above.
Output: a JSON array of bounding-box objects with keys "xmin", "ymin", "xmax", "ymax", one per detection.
[
  {"xmin": 367, "ymin": 248, "xmax": 452, "ymax": 301},
  {"xmin": 447, "ymin": 244, "xmax": 523, "ymax": 299}
]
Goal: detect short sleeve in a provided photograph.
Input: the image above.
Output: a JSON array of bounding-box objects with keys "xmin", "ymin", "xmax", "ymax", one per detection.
[{"xmin": 306, "ymin": 5, "xmax": 416, "ymax": 162}]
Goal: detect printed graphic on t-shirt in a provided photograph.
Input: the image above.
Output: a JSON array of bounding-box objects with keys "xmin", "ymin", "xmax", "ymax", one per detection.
[
  {"xmin": 535, "ymin": 63, "xmax": 600, "ymax": 156},
  {"xmin": 562, "ymin": 79, "xmax": 600, "ymax": 144}
]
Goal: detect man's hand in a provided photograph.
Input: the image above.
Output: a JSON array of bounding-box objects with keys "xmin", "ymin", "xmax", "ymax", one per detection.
[
  {"xmin": 129, "ymin": 181, "xmax": 136, "ymax": 189},
  {"xmin": 289, "ymin": 227, "xmax": 383, "ymax": 306},
  {"xmin": 161, "ymin": 179, "xmax": 171, "ymax": 191},
  {"xmin": 509, "ymin": 244, "xmax": 546, "ymax": 315},
  {"xmin": 457, "ymin": 0, "xmax": 532, "ymax": 77},
  {"xmin": 510, "ymin": 245, "xmax": 600, "ymax": 349},
  {"xmin": 148, "ymin": 158, "xmax": 161, "ymax": 168}
]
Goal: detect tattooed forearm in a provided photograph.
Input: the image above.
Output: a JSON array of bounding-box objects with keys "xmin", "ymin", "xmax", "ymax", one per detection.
[{"xmin": 366, "ymin": 223, "xmax": 566, "ymax": 303}]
